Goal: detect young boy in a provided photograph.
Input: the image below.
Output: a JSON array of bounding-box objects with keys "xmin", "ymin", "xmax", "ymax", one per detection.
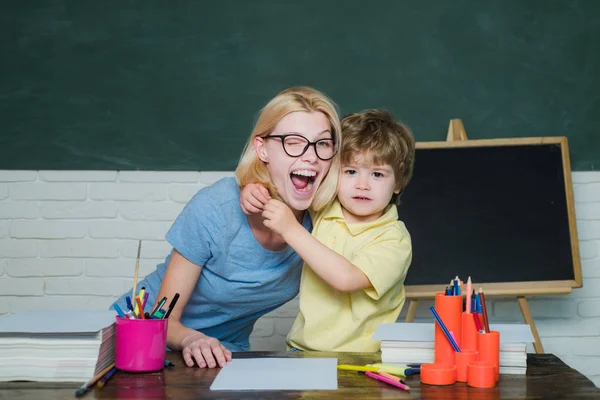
[{"xmin": 241, "ymin": 109, "xmax": 415, "ymax": 352}]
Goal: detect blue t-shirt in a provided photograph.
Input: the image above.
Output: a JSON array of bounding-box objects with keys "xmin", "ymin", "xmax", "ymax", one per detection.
[{"xmin": 112, "ymin": 177, "xmax": 311, "ymax": 351}]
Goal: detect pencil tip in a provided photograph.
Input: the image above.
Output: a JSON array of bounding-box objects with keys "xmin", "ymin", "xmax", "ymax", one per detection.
[{"xmin": 467, "ymin": 276, "xmax": 472, "ymax": 283}]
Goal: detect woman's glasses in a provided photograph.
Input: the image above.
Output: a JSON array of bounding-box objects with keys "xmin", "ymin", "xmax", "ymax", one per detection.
[{"xmin": 264, "ymin": 134, "xmax": 337, "ymax": 161}]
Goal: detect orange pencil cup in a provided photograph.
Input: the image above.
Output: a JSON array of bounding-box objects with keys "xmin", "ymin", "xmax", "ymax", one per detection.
[
  {"xmin": 420, "ymin": 363, "xmax": 457, "ymax": 386},
  {"xmin": 477, "ymin": 330, "xmax": 500, "ymax": 382},
  {"xmin": 461, "ymin": 312, "xmax": 478, "ymax": 351},
  {"xmin": 434, "ymin": 292, "xmax": 462, "ymax": 365},
  {"xmin": 455, "ymin": 349, "xmax": 478, "ymax": 382},
  {"xmin": 467, "ymin": 361, "xmax": 496, "ymax": 388}
]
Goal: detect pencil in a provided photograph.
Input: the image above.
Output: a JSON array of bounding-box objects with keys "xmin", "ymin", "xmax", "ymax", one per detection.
[
  {"xmin": 131, "ymin": 240, "xmax": 142, "ymax": 311},
  {"xmin": 466, "ymin": 276, "xmax": 472, "ymax": 313},
  {"xmin": 365, "ymin": 371, "xmax": 411, "ymax": 391},
  {"xmin": 429, "ymin": 306, "xmax": 461, "ymax": 352},
  {"xmin": 473, "ymin": 311, "xmax": 483, "ymax": 332},
  {"xmin": 479, "ymin": 287, "xmax": 491, "ymax": 333},
  {"xmin": 97, "ymin": 366, "xmax": 117, "ymax": 388},
  {"xmin": 75, "ymin": 363, "xmax": 115, "ymax": 397}
]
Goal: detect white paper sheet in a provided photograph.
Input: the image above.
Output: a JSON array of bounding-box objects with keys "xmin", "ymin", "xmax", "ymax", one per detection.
[
  {"xmin": 372, "ymin": 322, "xmax": 534, "ymax": 343},
  {"xmin": 0, "ymin": 310, "xmax": 116, "ymax": 333},
  {"xmin": 210, "ymin": 358, "xmax": 338, "ymax": 391}
]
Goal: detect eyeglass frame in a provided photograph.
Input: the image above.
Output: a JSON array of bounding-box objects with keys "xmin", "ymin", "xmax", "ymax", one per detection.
[{"xmin": 263, "ymin": 134, "xmax": 338, "ymax": 161}]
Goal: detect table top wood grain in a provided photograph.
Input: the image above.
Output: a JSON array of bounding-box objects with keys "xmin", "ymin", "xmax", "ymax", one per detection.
[{"xmin": 1, "ymin": 351, "xmax": 599, "ymax": 400}]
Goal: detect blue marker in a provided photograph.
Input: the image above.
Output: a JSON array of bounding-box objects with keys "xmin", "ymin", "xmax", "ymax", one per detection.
[
  {"xmin": 125, "ymin": 296, "xmax": 134, "ymax": 312},
  {"xmin": 113, "ymin": 304, "xmax": 126, "ymax": 318}
]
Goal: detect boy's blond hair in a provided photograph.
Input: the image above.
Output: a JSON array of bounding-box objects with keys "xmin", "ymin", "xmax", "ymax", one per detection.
[
  {"xmin": 340, "ymin": 109, "xmax": 415, "ymax": 205},
  {"xmin": 235, "ymin": 87, "xmax": 342, "ymax": 212}
]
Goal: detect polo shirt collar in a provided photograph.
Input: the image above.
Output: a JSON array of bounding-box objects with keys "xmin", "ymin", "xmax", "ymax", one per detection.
[{"xmin": 323, "ymin": 200, "xmax": 398, "ymax": 235}]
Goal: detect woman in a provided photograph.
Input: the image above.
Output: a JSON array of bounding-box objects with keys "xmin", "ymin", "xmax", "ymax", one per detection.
[{"xmin": 112, "ymin": 87, "xmax": 342, "ymax": 369}]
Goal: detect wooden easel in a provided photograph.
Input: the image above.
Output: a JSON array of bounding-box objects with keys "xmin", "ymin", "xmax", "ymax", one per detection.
[{"xmin": 404, "ymin": 118, "xmax": 546, "ymax": 354}]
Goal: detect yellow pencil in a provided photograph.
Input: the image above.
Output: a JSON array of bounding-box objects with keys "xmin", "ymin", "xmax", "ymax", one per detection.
[{"xmin": 337, "ymin": 364, "xmax": 380, "ymax": 373}]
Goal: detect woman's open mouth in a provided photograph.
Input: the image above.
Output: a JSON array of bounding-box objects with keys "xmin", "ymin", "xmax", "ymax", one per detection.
[{"xmin": 290, "ymin": 169, "xmax": 317, "ymax": 192}]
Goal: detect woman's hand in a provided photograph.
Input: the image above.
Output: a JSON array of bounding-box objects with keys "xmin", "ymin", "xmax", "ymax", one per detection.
[
  {"xmin": 181, "ymin": 331, "xmax": 232, "ymax": 368},
  {"xmin": 240, "ymin": 183, "xmax": 271, "ymax": 214}
]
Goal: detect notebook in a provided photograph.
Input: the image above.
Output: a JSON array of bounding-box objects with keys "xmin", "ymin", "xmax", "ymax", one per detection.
[
  {"xmin": 373, "ymin": 322, "xmax": 531, "ymax": 374},
  {"xmin": 0, "ymin": 310, "xmax": 116, "ymax": 382}
]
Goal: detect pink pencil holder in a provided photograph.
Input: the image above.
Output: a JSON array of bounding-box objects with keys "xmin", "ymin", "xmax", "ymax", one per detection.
[{"xmin": 115, "ymin": 316, "xmax": 168, "ymax": 372}]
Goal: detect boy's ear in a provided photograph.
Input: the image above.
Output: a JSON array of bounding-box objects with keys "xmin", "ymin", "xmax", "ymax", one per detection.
[{"xmin": 254, "ymin": 136, "xmax": 269, "ymax": 162}]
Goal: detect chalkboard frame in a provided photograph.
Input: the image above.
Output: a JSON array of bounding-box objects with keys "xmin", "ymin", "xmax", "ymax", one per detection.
[{"xmin": 404, "ymin": 136, "xmax": 582, "ymax": 299}]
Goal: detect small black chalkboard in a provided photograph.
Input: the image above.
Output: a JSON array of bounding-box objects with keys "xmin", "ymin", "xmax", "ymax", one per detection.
[{"xmin": 399, "ymin": 136, "xmax": 582, "ymax": 298}]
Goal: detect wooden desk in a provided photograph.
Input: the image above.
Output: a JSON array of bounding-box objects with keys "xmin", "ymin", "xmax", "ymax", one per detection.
[{"xmin": 1, "ymin": 352, "xmax": 599, "ymax": 400}]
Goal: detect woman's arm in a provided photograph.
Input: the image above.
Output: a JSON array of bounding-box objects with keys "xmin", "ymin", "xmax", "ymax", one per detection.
[
  {"xmin": 157, "ymin": 249, "xmax": 232, "ymax": 368},
  {"xmin": 261, "ymin": 200, "xmax": 370, "ymax": 292}
]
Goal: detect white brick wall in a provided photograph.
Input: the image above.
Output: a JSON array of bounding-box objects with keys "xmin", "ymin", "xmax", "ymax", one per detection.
[{"xmin": 0, "ymin": 170, "xmax": 599, "ymax": 387}]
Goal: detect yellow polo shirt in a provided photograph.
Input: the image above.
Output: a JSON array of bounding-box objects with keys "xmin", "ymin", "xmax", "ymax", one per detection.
[{"xmin": 286, "ymin": 199, "xmax": 412, "ymax": 352}]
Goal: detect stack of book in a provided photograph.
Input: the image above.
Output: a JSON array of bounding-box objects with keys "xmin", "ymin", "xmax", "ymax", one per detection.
[
  {"xmin": 0, "ymin": 310, "xmax": 116, "ymax": 382},
  {"xmin": 373, "ymin": 322, "xmax": 532, "ymax": 375}
]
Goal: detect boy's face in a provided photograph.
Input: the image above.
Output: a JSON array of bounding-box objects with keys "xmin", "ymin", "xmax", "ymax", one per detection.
[{"xmin": 338, "ymin": 152, "xmax": 399, "ymax": 223}]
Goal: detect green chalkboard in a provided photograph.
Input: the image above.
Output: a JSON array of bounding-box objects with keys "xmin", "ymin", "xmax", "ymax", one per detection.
[{"xmin": 1, "ymin": 1, "xmax": 599, "ymax": 170}]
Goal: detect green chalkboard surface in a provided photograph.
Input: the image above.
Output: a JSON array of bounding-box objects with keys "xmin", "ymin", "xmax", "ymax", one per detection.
[{"xmin": 1, "ymin": 1, "xmax": 599, "ymax": 170}]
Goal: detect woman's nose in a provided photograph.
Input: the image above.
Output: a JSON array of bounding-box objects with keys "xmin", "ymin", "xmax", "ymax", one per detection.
[{"xmin": 300, "ymin": 144, "xmax": 318, "ymax": 163}]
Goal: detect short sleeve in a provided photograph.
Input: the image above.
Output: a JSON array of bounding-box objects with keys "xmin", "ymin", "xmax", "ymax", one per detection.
[
  {"xmin": 350, "ymin": 228, "xmax": 412, "ymax": 300},
  {"xmin": 165, "ymin": 189, "xmax": 225, "ymax": 267}
]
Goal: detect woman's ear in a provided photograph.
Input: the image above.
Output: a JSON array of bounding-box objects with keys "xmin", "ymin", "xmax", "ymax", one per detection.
[{"xmin": 254, "ymin": 136, "xmax": 269, "ymax": 162}]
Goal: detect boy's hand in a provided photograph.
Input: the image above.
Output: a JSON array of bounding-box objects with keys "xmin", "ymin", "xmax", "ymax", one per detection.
[
  {"xmin": 262, "ymin": 199, "xmax": 300, "ymax": 237},
  {"xmin": 240, "ymin": 183, "xmax": 271, "ymax": 215}
]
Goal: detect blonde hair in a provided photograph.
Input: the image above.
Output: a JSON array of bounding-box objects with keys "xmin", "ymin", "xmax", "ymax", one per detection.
[
  {"xmin": 235, "ymin": 87, "xmax": 342, "ymax": 212},
  {"xmin": 341, "ymin": 109, "xmax": 415, "ymax": 205}
]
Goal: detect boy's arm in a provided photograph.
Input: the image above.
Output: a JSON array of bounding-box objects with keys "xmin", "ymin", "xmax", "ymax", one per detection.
[{"xmin": 262, "ymin": 200, "xmax": 370, "ymax": 292}]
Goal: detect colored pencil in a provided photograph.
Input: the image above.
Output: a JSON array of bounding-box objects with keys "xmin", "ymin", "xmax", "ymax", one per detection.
[
  {"xmin": 75, "ymin": 363, "xmax": 115, "ymax": 397},
  {"xmin": 378, "ymin": 371, "xmax": 407, "ymax": 384},
  {"xmin": 97, "ymin": 367, "xmax": 117, "ymax": 388},
  {"xmin": 466, "ymin": 276, "xmax": 472, "ymax": 313},
  {"xmin": 365, "ymin": 371, "xmax": 411, "ymax": 391},
  {"xmin": 473, "ymin": 311, "xmax": 483, "ymax": 332},
  {"xmin": 429, "ymin": 306, "xmax": 460, "ymax": 352},
  {"xmin": 479, "ymin": 287, "xmax": 490, "ymax": 333}
]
